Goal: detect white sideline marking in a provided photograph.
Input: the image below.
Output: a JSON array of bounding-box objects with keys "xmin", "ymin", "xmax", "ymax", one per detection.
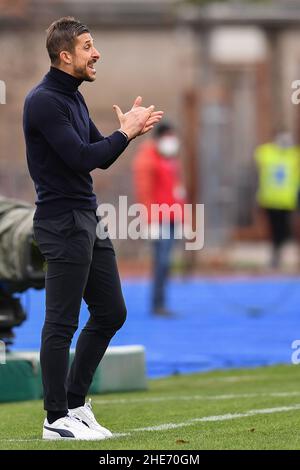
[
  {"xmin": 130, "ymin": 404, "xmax": 300, "ymax": 433},
  {"xmin": 93, "ymin": 390, "xmax": 300, "ymax": 406},
  {"xmin": 1, "ymin": 403, "xmax": 300, "ymax": 442}
]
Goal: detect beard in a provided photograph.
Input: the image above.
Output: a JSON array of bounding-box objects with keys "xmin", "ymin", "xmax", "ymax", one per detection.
[{"xmin": 73, "ymin": 63, "xmax": 95, "ymax": 82}]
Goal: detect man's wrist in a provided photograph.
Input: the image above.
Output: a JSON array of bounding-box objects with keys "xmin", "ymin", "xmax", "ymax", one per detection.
[{"xmin": 118, "ymin": 129, "xmax": 130, "ymax": 142}]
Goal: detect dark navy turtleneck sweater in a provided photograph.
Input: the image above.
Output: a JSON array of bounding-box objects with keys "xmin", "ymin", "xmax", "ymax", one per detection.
[{"xmin": 23, "ymin": 66, "xmax": 129, "ymax": 219}]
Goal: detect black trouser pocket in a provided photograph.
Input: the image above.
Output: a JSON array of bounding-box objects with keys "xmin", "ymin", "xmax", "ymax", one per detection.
[{"xmin": 33, "ymin": 211, "xmax": 94, "ymax": 263}]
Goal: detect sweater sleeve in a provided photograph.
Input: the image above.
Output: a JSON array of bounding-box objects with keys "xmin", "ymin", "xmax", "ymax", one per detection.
[
  {"xmin": 29, "ymin": 91, "xmax": 128, "ymax": 172},
  {"xmin": 89, "ymin": 117, "xmax": 104, "ymax": 143}
]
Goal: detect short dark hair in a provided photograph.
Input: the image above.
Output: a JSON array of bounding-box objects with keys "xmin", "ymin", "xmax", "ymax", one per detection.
[
  {"xmin": 46, "ymin": 16, "xmax": 90, "ymax": 65},
  {"xmin": 153, "ymin": 121, "xmax": 175, "ymax": 139}
]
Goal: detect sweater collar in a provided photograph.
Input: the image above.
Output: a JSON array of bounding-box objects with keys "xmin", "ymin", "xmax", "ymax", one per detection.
[{"xmin": 46, "ymin": 66, "xmax": 83, "ymax": 93}]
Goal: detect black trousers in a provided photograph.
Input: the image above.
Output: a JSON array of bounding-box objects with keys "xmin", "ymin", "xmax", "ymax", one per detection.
[
  {"xmin": 33, "ymin": 209, "xmax": 127, "ymax": 411},
  {"xmin": 265, "ymin": 208, "xmax": 291, "ymax": 248}
]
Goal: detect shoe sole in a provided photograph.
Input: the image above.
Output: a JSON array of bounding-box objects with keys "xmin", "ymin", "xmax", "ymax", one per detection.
[{"xmin": 43, "ymin": 429, "xmax": 107, "ymax": 440}]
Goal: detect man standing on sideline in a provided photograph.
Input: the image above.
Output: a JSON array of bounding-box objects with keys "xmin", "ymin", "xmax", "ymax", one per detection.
[{"xmin": 23, "ymin": 16, "xmax": 163, "ymax": 440}]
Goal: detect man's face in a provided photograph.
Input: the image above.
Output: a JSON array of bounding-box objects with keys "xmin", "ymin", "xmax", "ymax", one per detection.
[
  {"xmin": 69, "ymin": 33, "xmax": 100, "ymax": 82},
  {"xmin": 156, "ymin": 131, "xmax": 180, "ymax": 158}
]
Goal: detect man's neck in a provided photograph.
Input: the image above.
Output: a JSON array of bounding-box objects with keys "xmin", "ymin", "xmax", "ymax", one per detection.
[
  {"xmin": 51, "ymin": 64, "xmax": 78, "ymax": 79},
  {"xmin": 47, "ymin": 66, "xmax": 83, "ymax": 93}
]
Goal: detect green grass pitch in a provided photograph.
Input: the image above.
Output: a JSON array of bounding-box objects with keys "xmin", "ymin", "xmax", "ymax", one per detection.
[{"xmin": 1, "ymin": 364, "xmax": 300, "ymax": 450}]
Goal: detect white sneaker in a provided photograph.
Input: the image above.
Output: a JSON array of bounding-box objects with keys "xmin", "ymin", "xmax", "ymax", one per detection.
[
  {"xmin": 69, "ymin": 399, "xmax": 113, "ymax": 438},
  {"xmin": 42, "ymin": 413, "xmax": 107, "ymax": 440}
]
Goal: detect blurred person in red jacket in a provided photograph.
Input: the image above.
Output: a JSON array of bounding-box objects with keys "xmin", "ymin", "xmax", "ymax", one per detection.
[{"xmin": 132, "ymin": 121, "xmax": 186, "ymax": 316}]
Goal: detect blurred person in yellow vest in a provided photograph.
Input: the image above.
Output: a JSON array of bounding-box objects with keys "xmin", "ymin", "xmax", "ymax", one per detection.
[{"xmin": 254, "ymin": 131, "xmax": 300, "ymax": 268}]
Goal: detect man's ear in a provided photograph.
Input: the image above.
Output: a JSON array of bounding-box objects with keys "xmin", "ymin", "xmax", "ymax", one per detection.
[{"xmin": 59, "ymin": 50, "xmax": 72, "ymax": 65}]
